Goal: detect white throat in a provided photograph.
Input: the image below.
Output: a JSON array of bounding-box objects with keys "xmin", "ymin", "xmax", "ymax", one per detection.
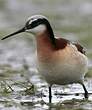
[{"xmin": 26, "ymin": 24, "xmax": 46, "ymax": 34}]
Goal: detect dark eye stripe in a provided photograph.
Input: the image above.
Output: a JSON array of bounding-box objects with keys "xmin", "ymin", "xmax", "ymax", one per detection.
[
  {"xmin": 25, "ymin": 18, "xmax": 48, "ymax": 29},
  {"xmin": 30, "ymin": 20, "xmax": 41, "ymax": 28}
]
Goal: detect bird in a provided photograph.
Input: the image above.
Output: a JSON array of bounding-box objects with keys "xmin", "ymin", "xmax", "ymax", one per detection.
[{"xmin": 1, "ymin": 15, "xmax": 88, "ymax": 103}]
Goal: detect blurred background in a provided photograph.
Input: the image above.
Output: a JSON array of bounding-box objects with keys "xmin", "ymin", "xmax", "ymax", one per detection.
[{"xmin": 0, "ymin": 0, "xmax": 92, "ymax": 110}]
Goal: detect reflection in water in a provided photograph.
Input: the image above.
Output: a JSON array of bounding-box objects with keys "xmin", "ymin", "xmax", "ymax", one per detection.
[{"xmin": 0, "ymin": 0, "xmax": 92, "ymax": 110}]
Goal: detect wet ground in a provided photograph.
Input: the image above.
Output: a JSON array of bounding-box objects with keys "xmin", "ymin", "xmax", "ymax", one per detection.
[{"xmin": 0, "ymin": 0, "xmax": 92, "ymax": 110}]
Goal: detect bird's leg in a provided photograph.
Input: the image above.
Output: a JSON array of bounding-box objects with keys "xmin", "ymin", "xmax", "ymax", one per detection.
[
  {"xmin": 81, "ymin": 83, "xmax": 88, "ymax": 99},
  {"xmin": 49, "ymin": 85, "xmax": 52, "ymax": 103}
]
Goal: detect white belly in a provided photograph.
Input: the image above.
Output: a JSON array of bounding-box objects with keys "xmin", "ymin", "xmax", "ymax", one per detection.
[{"xmin": 37, "ymin": 44, "xmax": 88, "ymax": 85}]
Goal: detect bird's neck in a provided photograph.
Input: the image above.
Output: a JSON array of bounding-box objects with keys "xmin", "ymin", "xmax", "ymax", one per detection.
[
  {"xmin": 36, "ymin": 33, "xmax": 55, "ymax": 62},
  {"xmin": 36, "ymin": 32, "xmax": 53, "ymax": 47},
  {"xmin": 45, "ymin": 22, "xmax": 56, "ymax": 47},
  {"xmin": 36, "ymin": 32, "xmax": 55, "ymax": 54}
]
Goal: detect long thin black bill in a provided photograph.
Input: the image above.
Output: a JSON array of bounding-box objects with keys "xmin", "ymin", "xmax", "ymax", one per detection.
[{"xmin": 1, "ymin": 27, "xmax": 25, "ymax": 40}]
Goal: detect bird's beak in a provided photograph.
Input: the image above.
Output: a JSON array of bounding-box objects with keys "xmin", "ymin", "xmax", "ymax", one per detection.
[{"xmin": 1, "ymin": 27, "xmax": 25, "ymax": 40}]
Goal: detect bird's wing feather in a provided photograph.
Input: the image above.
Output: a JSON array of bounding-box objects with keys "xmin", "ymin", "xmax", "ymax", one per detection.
[
  {"xmin": 56, "ymin": 37, "xmax": 86, "ymax": 55},
  {"xmin": 56, "ymin": 37, "xmax": 70, "ymax": 49},
  {"xmin": 73, "ymin": 42, "xmax": 86, "ymax": 55}
]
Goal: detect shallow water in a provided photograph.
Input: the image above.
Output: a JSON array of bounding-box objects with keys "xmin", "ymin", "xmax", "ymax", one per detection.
[{"xmin": 0, "ymin": 0, "xmax": 92, "ymax": 110}]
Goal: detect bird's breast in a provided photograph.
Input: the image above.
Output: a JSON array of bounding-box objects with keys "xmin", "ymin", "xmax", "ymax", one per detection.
[
  {"xmin": 36, "ymin": 36, "xmax": 88, "ymax": 85},
  {"xmin": 37, "ymin": 43, "xmax": 88, "ymax": 85}
]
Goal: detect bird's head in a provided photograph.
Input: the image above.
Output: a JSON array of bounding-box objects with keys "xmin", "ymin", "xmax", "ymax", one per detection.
[
  {"xmin": 25, "ymin": 15, "xmax": 48, "ymax": 35},
  {"xmin": 1, "ymin": 15, "xmax": 54, "ymax": 40},
  {"xmin": 1, "ymin": 15, "xmax": 56, "ymax": 46}
]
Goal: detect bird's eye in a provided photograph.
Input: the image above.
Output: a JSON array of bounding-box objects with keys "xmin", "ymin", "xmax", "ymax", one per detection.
[
  {"xmin": 29, "ymin": 20, "xmax": 38, "ymax": 28},
  {"xmin": 26, "ymin": 19, "xmax": 43, "ymax": 29},
  {"xmin": 29, "ymin": 18, "xmax": 37, "ymax": 25}
]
